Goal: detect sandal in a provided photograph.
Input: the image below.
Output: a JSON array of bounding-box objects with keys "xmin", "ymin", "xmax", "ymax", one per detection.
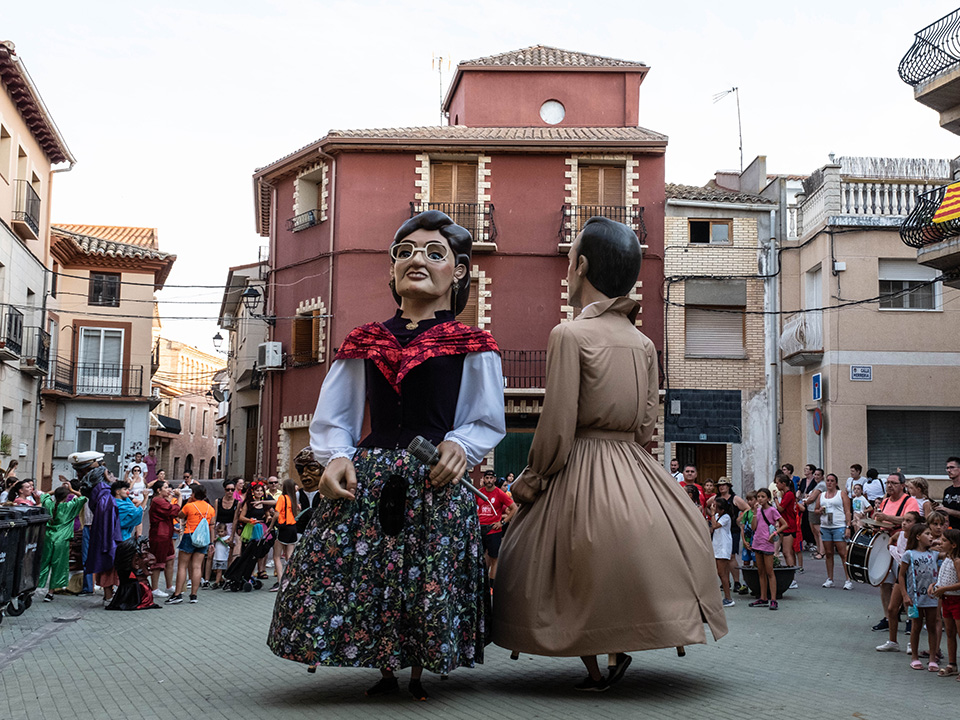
[
  {"xmin": 910, "ymin": 660, "xmax": 924, "ymax": 670},
  {"xmin": 812, "ymin": 552, "xmax": 825, "ymax": 560},
  {"xmin": 928, "ymin": 662, "xmax": 940, "ymax": 672},
  {"xmin": 938, "ymin": 665, "xmax": 958, "ymax": 677}
]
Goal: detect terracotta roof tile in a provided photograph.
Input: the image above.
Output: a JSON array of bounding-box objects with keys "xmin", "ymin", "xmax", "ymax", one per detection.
[
  {"xmin": 54, "ymin": 224, "xmax": 159, "ymax": 250},
  {"xmin": 665, "ymin": 182, "xmax": 775, "ymax": 205},
  {"xmin": 325, "ymin": 125, "xmax": 666, "ymax": 142},
  {"xmin": 51, "ymin": 226, "xmax": 173, "ymax": 261},
  {"xmin": 460, "ymin": 45, "xmax": 646, "ymax": 68}
]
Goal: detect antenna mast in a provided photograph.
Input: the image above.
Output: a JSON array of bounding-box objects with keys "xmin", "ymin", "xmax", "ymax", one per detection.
[
  {"xmin": 432, "ymin": 53, "xmax": 451, "ymax": 125},
  {"xmin": 712, "ymin": 87, "xmax": 743, "ymax": 173}
]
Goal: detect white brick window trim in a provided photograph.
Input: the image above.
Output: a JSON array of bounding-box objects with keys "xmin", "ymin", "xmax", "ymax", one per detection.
[
  {"xmin": 277, "ymin": 414, "xmax": 312, "ymax": 482},
  {"xmin": 413, "ymin": 154, "xmax": 493, "ymax": 242},
  {"xmin": 296, "ymin": 296, "xmax": 328, "ymax": 363},
  {"xmin": 472, "ymin": 265, "xmax": 491, "ymax": 329},
  {"xmin": 292, "ymin": 161, "xmax": 328, "ymax": 224},
  {"xmin": 564, "ymin": 154, "xmax": 644, "ymax": 234}
]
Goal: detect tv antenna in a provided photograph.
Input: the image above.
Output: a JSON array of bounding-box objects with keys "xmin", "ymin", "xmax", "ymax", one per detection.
[
  {"xmin": 712, "ymin": 86, "xmax": 743, "ymax": 173},
  {"xmin": 433, "ymin": 53, "xmax": 451, "ymax": 124}
]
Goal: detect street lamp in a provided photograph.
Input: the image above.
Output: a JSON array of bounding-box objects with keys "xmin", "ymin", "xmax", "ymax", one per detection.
[
  {"xmin": 241, "ymin": 287, "xmax": 275, "ymax": 325},
  {"xmin": 212, "ymin": 332, "xmax": 224, "ymax": 350}
]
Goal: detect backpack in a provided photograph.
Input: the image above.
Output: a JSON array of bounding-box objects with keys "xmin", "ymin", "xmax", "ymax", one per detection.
[{"xmin": 191, "ymin": 504, "xmax": 211, "ymax": 547}]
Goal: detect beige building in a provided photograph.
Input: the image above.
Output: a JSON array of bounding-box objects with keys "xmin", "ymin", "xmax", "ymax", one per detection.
[
  {"xmin": 779, "ymin": 157, "xmax": 960, "ymax": 483},
  {"xmin": 44, "ymin": 225, "xmax": 175, "ymax": 479},
  {"xmin": 663, "ymin": 157, "xmax": 777, "ymax": 492},
  {"xmin": 151, "ymin": 338, "xmax": 224, "ymax": 480},
  {"xmin": 0, "ymin": 41, "xmax": 74, "ymax": 483}
]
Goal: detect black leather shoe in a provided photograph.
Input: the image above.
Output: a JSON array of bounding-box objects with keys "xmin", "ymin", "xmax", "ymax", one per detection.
[
  {"xmin": 408, "ymin": 679, "xmax": 429, "ymax": 701},
  {"xmin": 366, "ymin": 677, "xmax": 399, "ymax": 697},
  {"xmin": 574, "ymin": 675, "xmax": 609, "ymax": 692}
]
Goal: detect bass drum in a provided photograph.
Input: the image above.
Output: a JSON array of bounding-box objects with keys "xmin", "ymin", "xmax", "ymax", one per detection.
[{"xmin": 845, "ymin": 527, "xmax": 891, "ymax": 586}]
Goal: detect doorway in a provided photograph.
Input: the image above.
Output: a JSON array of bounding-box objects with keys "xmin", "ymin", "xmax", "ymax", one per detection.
[
  {"xmin": 494, "ymin": 431, "xmax": 534, "ymax": 479},
  {"xmin": 76, "ymin": 428, "xmax": 124, "ymax": 478},
  {"xmin": 676, "ymin": 443, "xmax": 728, "ymax": 483}
]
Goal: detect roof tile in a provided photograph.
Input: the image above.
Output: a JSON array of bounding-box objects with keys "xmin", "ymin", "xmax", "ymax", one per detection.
[
  {"xmin": 54, "ymin": 224, "xmax": 159, "ymax": 250},
  {"xmin": 460, "ymin": 45, "xmax": 646, "ymax": 68},
  {"xmin": 326, "ymin": 125, "xmax": 666, "ymax": 142},
  {"xmin": 51, "ymin": 226, "xmax": 173, "ymax": 261},
  {"xmin": 665, "ymin": 182, "xmax": 775, "ymax": 205}
]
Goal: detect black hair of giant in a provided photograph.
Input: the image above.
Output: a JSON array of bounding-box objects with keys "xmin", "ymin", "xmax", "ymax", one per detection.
[
  {"xmin": 576, "ymin": 216, "xmax": 642, "ymax": 298},
  {"xmin": 391, "ymin": 210, "xmax": 473, "ymax": 315}
]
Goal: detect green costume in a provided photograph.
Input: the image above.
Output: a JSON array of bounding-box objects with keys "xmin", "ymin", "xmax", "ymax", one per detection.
[{"xmin": 38, "ymin": 494, "xmax": 88, "ymax": 590}]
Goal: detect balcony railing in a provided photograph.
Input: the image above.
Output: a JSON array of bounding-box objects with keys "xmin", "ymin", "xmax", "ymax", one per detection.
[
  {"xmin": 900, "ymin": 183, "xmax": 960, "ymax": 248},
  {"xmin": 20, "ymin": 327, "xmax": 50, "ymax": 376},
  {"xmin": 44, "ymin": 359, "xmax": 144, "ymax": 397},
  {"xmin": 409, "ymin": 203, "xmax": 497, "ymax": 244},
  {"xmin": 502, "ymin": 350, "xmax": 546, "ymax": 389},
  {"xmin": 0, "ymin": 305, "xmax": 24, "ymax": 358},
  {"xmin": 899, "ymin": 8, "xmax": 960, "ymax": 87},
  {"xmin": 286, "ymin": 209, "xmax": 321, "ymax": 233},
  {"xmin": 12, "ymin": 179, "xmax": 41, "ymax": 239},
  {"xmin": 779, "ymin": 312, "xmax": 823, "ymax": 367},
  {"xmin": 559, "ymin": 205, "xmax": 647, "ymax": 245}
]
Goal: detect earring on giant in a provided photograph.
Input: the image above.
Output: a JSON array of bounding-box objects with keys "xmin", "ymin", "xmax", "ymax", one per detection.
[{"xmin": 451, "ymin": 277, "xmax": 459, "ymax": 313}]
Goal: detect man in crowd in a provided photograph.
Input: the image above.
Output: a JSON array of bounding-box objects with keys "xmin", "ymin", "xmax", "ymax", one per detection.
[
  {"xmin": 872, "ymin": 471, "xmax": 921, "ymax": 632},
  {"xmin": 670, "ymin": 458, "xmax": 683, "ymax": 483},
  {"xmin": 144, "ymin": 447, "xmax": 158, "ymax": 484},
  {"xmin": 845, "ymin": 464, "xmax": 863, "ymax": 496},
  {"xmin": 126, "ymin": 451, "xmax": 148, "ymax": 477},
  {"xmin": 681, "ymin": 464, "xmax": 705, "ymax": 505},
  {"xmin": 477, "ymin": 469, "xmax": 516, "ymax": 583},
  {"xmin": 941, "ymin": 457, "xmax": 960, "ymax": 531}
]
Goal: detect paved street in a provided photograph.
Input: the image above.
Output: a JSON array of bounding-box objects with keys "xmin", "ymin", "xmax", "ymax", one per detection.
[{"xmin": 1, "ymin": 554, "xmax": 956, "ymax": 719}]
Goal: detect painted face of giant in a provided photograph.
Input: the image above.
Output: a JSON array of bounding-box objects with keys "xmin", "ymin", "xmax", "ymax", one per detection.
[
  {"xmin": 294, "ymin": 447, "xmax": 323, "ymax": 493},
  {"xmin": 390, "ymin": 229, "xmax": 463, "ymax": 304}
]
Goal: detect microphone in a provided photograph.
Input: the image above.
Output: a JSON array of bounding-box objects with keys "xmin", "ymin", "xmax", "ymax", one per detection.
[{"xmin": 406, "ymin": 436, "xmax": 497, "ymax": 514}]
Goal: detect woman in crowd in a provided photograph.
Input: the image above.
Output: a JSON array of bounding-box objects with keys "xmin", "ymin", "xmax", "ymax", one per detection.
[
  {"xmin": 37, "ymin": 482, "xmax": 87, "ymax": 602},
  {"xmin": 776, "ymin": 473, "xmax": 799, "ymax": 570},
  {"xmin": 796, "ymin": 463, "xmax": 817, "ymax": 553},
  {"xmin": 112, "ymin": 479, "xmax": 143, "ymax": 542},
  {"xmin": 930, "ymin": 528, "xmax": 960, "ymax": 678},
  {"xmin": 268, "ymin": 210, "xmax": 505, "ymax": 700},
  {"xmin": 906, "ymin": 477, "xmax": 936, "ymax": 519},
  {"xmin": 750, "ymin": 487, "xmax": 787, "ymax": 610},
  {"xmin": 3, "ymin": 459, "xmax": 18, "ymax": 483},
  {"xmin": 209, "ymin": 478, "xmax": 237, "ymax": 587},
  {"xmin": 271, "ymin": 478, "xmax": 300, "ymax": 591},
  {"xmin": 9, "ymin": 478, "xmax": 41, "ymax": 506},
  {"xmin": 124, "ymin": 465, "xmax": 147, "ymax": 539},
  {"xmin": 814, "ymin": 473, "xmax": 853, "ymax": 590},
  {"xmin": 710, "ymin": 496, "xmax": 735, "ymax": 607},
  {"xmin": 167, "ymin": 484, "xmax": 215, "ymax": 605},
  {"xmin": 900, "ymin": 523, "xmax": 940, "ymax": 671},
  {"xmin": 238, "ymin": 480, "xmax": 271, "ymax": 579},
  {"xmin": 147, "ymin": 478, "xmax": 179, "ymax": 598}
]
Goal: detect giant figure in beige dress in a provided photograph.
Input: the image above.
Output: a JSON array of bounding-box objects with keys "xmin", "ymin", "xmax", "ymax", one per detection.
[{"xmin": 493, "ymin": 218, "xmax": 727, "ymax": 680}]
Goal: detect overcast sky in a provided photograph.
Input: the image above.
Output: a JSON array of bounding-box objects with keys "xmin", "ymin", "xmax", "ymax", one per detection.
[{"xmin": 6, "ymin": 0, "xmax": 959, "ymax": 351}]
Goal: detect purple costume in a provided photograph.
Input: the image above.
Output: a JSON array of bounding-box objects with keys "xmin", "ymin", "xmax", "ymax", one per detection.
[{"xmin": 85, "ymin": 477, "xmax": 122, "ymax": 575}]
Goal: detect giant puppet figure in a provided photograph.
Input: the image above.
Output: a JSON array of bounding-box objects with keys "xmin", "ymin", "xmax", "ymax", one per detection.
[
  {"xmin": 268, "ymin": 210, "xmax": 506, "ymax": 700},
  {"xmin": 492, "ymin": 217, "xmax": 728, "ymax": 691}
]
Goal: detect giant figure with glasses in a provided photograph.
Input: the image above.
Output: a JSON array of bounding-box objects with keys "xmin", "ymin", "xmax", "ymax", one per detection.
[{"xmin": 267, "ymin": 210, "xmax": 505, "ymax": 700}]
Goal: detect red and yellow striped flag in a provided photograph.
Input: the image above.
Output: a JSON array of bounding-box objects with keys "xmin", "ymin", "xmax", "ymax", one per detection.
[{"xmin": 933, "ymin": 181, "xmax": 960, "ymax": 223}]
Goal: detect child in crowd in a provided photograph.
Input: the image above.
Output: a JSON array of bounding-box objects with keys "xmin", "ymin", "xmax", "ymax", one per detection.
[
  {"xmin": 211, "ymin": 523, "xmax": 231, "ymax": 588},
  {"xmin": 850, "ymin": 483, "xmax": 872, "ymax": 531},
  {"xmin": 703, "ymin": 479, "xmax": 716, "ymax": 504},
  {"xmin": 739, "ymin": 491, "xmax": 757, "ymax": 573},
  {"xmin": 877, "ymin": 511, "xmax": 920, "ymax": 652},
  {"xmin": 685, "ymin": 484, "xmax": 705, "ymax": 518},
  {"xmin": 928, "ymin": 510, "xmax": 947, "ymax": 550},
  {"xmin": 710, "ymin": 497, "xmax": 734, "ymax": 608},
  {"xmin": 930, "ymin": 528, "xmax": 960, "ymax": 679},
  {"xmin": 899, "ymin": 523, "xmax": 940, "ymax": 671},
  {"xmin": 750, "ymin": 488, "xmax": 788, "ymax": 610}
]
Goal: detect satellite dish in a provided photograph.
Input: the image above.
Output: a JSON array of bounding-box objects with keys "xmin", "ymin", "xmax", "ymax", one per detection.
[{"xmin": 212, "ymin": 388, "xmax": 225, "ymax": 403}]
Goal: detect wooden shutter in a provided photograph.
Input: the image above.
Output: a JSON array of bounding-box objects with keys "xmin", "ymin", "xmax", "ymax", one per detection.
[
  {"xmin": 455, "ymin": 164, "xmax": 477, "ymax": 203},
  {"xmin": 460, "ymin": 281, "xmax": 479, "ymax": 327},
  {"xmin": 601, "ymin": 167, "xmax": 624, "ymax": 205},
  {"xmin": 431, "ymin": 163, "xmax": 455, "ymax": 202},
  {"xmin": 685, "ymin": 307, "xmax": 744, "ymax": 356},
  {"xmin": 292, "ymin": 315, "xmax": 314, "ymax": 364},
  {"xmin": 578, "ymin": 166, "xmax": 624, "ymax": 206},
  {"xmin": 578, "ymin": 166, "xmax": 601, "ymax": 205}
]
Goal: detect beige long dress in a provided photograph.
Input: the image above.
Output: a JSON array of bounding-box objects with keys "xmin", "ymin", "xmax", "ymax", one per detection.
[{"xmin": 492, "ymin": 297, "xmax": 728, "ymax": 656}]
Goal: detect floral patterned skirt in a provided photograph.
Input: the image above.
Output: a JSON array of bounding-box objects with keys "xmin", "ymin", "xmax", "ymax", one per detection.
[{"xmin": 266, "ymin": 448, "xmax": 488, "ymax": 674}]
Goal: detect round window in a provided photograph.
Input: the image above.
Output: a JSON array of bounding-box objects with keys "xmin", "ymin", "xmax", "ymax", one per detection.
[{"xmin": 539, "ymin": 99, "xmax": 565, "ymax": 125}]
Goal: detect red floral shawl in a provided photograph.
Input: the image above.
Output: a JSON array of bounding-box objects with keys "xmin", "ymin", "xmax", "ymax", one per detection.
[{"xmin": 336, "ymin": 321, "xmax": 499, "ymax": 394}]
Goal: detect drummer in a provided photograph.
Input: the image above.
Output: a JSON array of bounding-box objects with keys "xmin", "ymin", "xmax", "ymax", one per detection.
[{"xmin": 871, "ymin": 472, "xmax": 920, "ymax": 633}]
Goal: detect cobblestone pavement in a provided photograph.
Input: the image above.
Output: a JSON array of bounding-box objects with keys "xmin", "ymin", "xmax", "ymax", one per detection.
[{"xmin": 1, "ymin": 553, "xmax": 956, "ymax": 719}]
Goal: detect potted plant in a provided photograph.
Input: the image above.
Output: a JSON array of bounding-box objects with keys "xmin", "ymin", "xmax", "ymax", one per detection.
[
  {"xmin": 0, "ymin": 432, "xmax": 12, "ymax": 458},
  {"xmin": 739, "ymin": 557, "xmax": 797, "ymax": 599}
]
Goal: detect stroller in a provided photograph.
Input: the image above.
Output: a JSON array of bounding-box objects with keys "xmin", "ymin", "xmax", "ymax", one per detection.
[{"xmin": 222, "ymin": 535, "xmax": 274, "ymax": 592}]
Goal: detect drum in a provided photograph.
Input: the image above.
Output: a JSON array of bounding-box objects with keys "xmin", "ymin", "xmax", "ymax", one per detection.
[{"xmin": 846, "ymin": 527, "xmax": 891, "ymax": 586}]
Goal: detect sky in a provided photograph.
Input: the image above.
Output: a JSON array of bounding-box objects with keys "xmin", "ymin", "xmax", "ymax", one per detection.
[{"xmin": 5, "ymin": 0, "xmax": 959, "ymax": 352}]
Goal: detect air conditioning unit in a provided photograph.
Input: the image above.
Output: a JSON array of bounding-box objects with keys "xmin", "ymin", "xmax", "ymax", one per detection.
[{"xmin": 257, "ymin": 341, "xmax": 283, "ymax": 370}]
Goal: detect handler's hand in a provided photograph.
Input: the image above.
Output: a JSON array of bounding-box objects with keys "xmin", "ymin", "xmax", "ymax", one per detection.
[
  {"xmin": 429, "ymin": 440, "xmax": 466, "ymax": 488},
  {"xmin": 318, "ymin": 457, "xmax": 357, "ymax": 500}
]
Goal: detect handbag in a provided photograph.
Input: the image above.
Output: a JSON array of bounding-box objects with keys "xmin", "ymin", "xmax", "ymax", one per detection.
[{"xmin": 190, "ymin": 505, "xmax": 210, "ymax": 547}]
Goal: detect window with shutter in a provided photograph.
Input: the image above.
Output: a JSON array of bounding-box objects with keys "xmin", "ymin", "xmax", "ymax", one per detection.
[
  {"xmin": 430, "ymin": 162, "xmax": 479, "ymax": 237},
  {"xmin": 576, "ymin": 165, "xmax": 626, "ymax": 231},
  {"xmin": 459, "ymin": 282, "xmax": 479, "ymax": 327},
  {"xmin": 868, "ymin": 409, "xmax": 960, "ymax": 474},
  {"xmin": 291, "ymin": 311, "xmax": 322, "ymax": 365},
  {"xmin": 684, "ymin": 307, "xmax": 745, "ymax": 357}
]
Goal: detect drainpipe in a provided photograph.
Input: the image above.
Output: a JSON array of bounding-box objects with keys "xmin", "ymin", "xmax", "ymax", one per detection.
[{"xmin": 764, "ymin": 208, "xmax": 779, "ymax": 489}]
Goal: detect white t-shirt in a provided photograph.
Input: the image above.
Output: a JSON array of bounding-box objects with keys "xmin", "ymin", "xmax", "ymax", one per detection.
[
  {"xmin": 130, "ymin": 479, "xmax": 147, "ymax": 502},
  {"xmin": 712, "ymin": 513, "xmax": 732, "ymax": 559},
  {"xmin": 845, "ymin": 476, "xmax": 864, "ymax": 495},
  {"xmin": 672, "ymin": 471, "xmax": 683, "ymax": 483},
  {"xmin": 861, "ymin": 477, "xmax": 885, "ymax": 502},
  {"xmin": 819, "ymin": 490, "xmax": 846, "ymax": 529}
]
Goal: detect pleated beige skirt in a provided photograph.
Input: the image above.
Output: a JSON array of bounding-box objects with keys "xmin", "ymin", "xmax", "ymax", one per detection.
[{"xmin": 492, "ymin": 435, "xmax": 728, "ymax": 656}]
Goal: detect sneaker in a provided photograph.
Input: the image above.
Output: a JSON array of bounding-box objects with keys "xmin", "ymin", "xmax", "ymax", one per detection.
[
  {"xmin": 165, "ymin": 594, "xmax": 183, "ymax": 605},
  {"xmin": 574, "ymin": 675, "xmax": 609, "ymax": 692},
  {"xmin": 789, "ymin": 580, "xmax": 799, "ymax": 589},
  {"xmin": 200, "ymin": 579, "xmax": 211, "ymax": 590},
  {"xmin": 737, "ymin": 584, "xmax": 751, "ymax": 595},
  {"xmin": 822, "ymin": 579, "xmax": 835, "ymax": 588},
  {"xmin": 749, "ymin": 599, "xmax": 769, "ymax": 607},
  {"xmin": 165, "ymin": 587, "xmax": 176, "ymax": 595},
  {"xmin": 607, "ymin": 653, "xmax": 632, "ymax": 686},
  {"xmin": 769, "ymin": 600, "xmax": 778, "ymax": 610},
  {"xmin": 872, "ymin": 617, "xmax": 889, "ymax": 631},
  {"xmin": 270, "ymin": 582, "xmax": 280, "ymax": 592},
  {"xmin": 907, "ymin": 643, "xmax": 912, "ymax": 654},
  {"xmin": 843, "ymin": 580, "xmax": 854, "ymax": 590},
  {"xmin": 876, "ymin": 641, "xmax": 900, "ymax": 652},
  {"xmin": 189, "ymin": 595, "xmax": 198, "ymax": 604},
  {"xmin": 797, "ymin": 567, "xmax": 805, "ymax": 574},
  {"xmin": 152, "ymin": 588, "xmax": 169, "ymax": 598},
  {"xmin": 43, "ymin": 593, "xmax": 54, "ymax": 603},
  {"xmin": 722, "ymin": 598, "xmax": 735, "ymax": 607},
  {"xmin": 733, "ymin": 582, "xmax": 743, "ymax": 593}
]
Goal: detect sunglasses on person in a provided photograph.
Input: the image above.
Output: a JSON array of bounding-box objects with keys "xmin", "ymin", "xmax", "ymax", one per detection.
[
  {"xmin": 224, "ymin": 486, "xmax": 236, "ymax": 492},
  {"xmin": 389, "ymin": 241, "xmax": 450, "ymax": 263}
]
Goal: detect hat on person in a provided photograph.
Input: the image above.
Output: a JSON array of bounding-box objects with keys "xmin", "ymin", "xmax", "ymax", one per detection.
[
  {"xmin": 717, "ymin": 477, "xmax": 733, "ymax": 487},
  {"xmin": 68, "ymin": 451, "xmax": 104, "ymax": 468},
  {"xmin": 483, "ymin": 469, "xmax": 496, "ymax": 477}
]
